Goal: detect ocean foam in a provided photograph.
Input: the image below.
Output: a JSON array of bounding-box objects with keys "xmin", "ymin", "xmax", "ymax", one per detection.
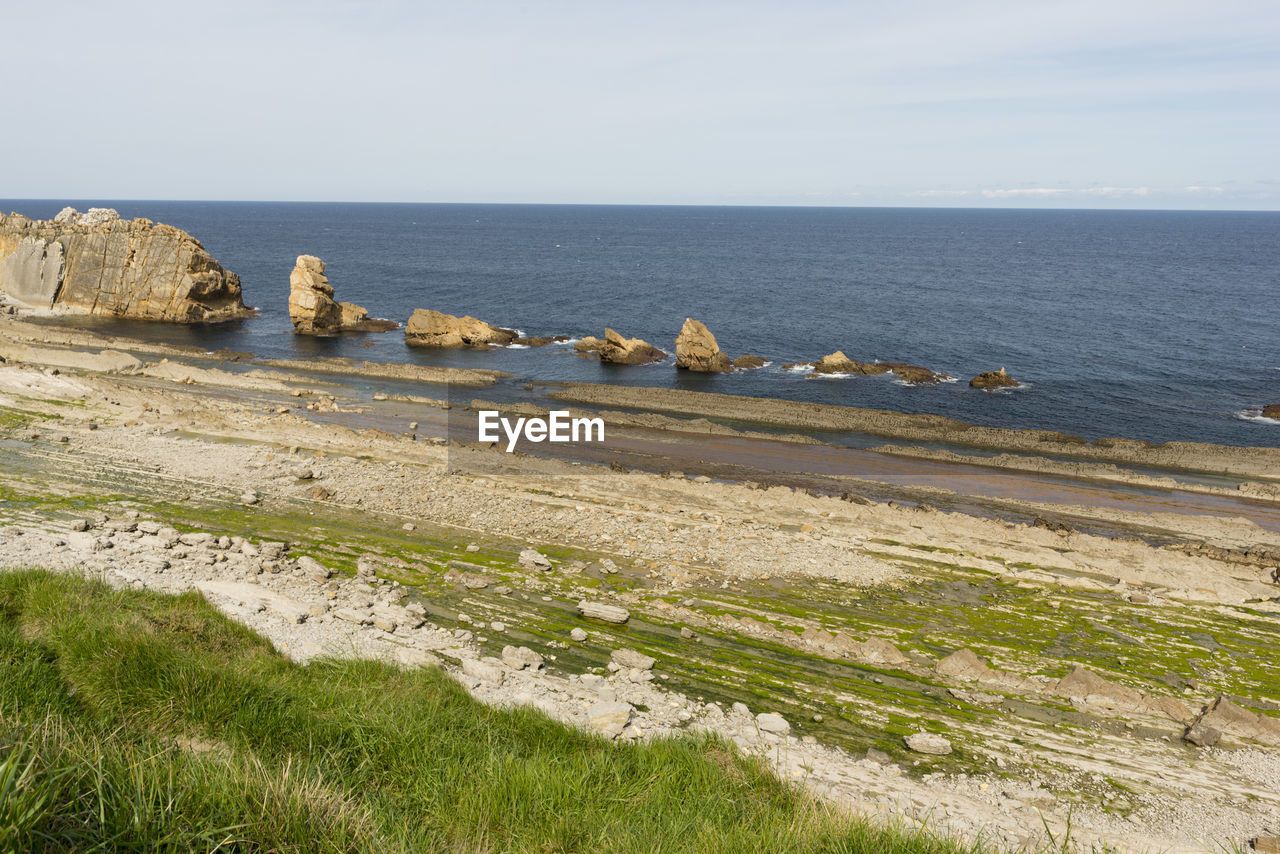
[{"xmin": 1236, "ymin": 410, "xmax": 1280, "ymax": 425}]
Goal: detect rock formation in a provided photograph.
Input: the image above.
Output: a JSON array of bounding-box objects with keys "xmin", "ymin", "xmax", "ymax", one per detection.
[
  {"xmin": 288, "ymin": 255, "xmax": 395, "ymax": 334},
  {"xmin": 404, "ymin": 309, "xmax": 517, "ymax": 348},
  {"xmin": 574, "ymin": 336, "xmax": 605, "ymax": 355},
  {"xmin": 1263, "ymin": 404, "xmax": 1280, "ymax": 420},
  {"xmin": 0, "ymin": 209, "xmax": 250, "ymax": 322},
  {"xmin": 674, "ymin": 318, "xmax": 732, "ymax": 372},
  {"xmin": 512, "ymin": 335, "xmax": 570, "ymax": 347},
  {"xmin": 597, "ymin": 328, "xmax": 665, "ymax": 365},
  {"xmin": 970, "ymin": 368, "xmax": 1020, "ymax": 390},
  {"xmin": 733, "ymin": 355, "xmax": 767, "ymax": 370},
  {"xmin": 785, "ymin": 351, "xmax": 948, "ymax": 385}
]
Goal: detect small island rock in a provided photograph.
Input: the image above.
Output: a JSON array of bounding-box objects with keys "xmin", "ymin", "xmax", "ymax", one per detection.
[
  {"xmin": 1262, "ymin": 404, "xmax": 1280, "ymax": 420},
  {"xmin": 288, "ymin": 255, "xmax": 396, "ymax": 334},
  {"xmin": 404, "ymin": 309, "xmax": 517, "ymax": 348},
  {"xmin": 599, "ymin": 328, "xmax": 665, "ymax": 365},
  {"xmin": 675, "ymin": 318, "xmax": 733, "ymax": 372},
  {"xmin": 970, "ymin": 368, "xmax": 1020, "ymax": 390}
]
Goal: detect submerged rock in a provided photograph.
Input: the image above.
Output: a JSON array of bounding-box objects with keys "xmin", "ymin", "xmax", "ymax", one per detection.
[
  {"xmin": 0, "ymin": 209, "xmax": 249, "ymax": 322},
  {"xmin": 288, "ymin": 255, "xmax": 395, "ymax": 334},
  {"xmin": 675, "ymin": 317, "xmax": 732, "ymax": 372},
  {"xmin": 732, "ymin": 354, "xmax": 767, "ymax": 370},
  {"xmin": 970, "ymin": 367, "xmax": 1020, "ymax": 390},
  {"xmin": 404, "ymin": 309, "xmax": 517, "ymax": 348},
  {"xmin": 793, "ymin": 351, "xmax": 947, "ymax": 385},
  {"xmin": 599, "ymin": 328, "xmax": 665, "ymax": 365},
  {"xmin": 1263, "ymin": 404, "xmax": 1280, "ymax": 419}
]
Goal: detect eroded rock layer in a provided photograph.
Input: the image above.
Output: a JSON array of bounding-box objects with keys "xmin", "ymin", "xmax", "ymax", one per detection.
[{"xmin": 0, "ymin": 209, "xmax": 250, "ymax": 323}]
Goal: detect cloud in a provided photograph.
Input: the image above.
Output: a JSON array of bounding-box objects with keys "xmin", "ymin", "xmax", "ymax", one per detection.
[{"xmin": 979, "ymin": 187, "xmax": 1151, "ymax": 199}]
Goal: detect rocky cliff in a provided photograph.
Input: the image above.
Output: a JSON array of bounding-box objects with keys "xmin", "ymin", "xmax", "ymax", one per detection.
[
  {"xmin": 288, "ymin": 255, "xmax": 395, "ymax": 334},
  {"xmin": 0, "ymin": 208, "xmax": 250, "ymax": 322}
]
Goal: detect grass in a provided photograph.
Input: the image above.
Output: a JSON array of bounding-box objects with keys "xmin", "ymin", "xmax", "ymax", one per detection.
[{"xmin": 0, "ymin": 568, "xmax": 992, "ymax": 854}]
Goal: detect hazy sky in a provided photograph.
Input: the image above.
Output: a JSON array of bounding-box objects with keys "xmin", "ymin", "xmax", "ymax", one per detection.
[{"xmin": 4, "ymin": 1, "xmax": 1278, "ymax": 208}]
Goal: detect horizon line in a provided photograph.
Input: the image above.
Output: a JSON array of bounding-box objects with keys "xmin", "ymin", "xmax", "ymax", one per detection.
[{"xmin": 2, "ymin": 196, "xmax": 1277, "ymax": 215}]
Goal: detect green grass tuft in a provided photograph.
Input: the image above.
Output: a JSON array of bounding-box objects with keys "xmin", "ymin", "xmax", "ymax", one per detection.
[{"xmin": 0, "ymin": 569, "xmax": 990, "ymax": 853}]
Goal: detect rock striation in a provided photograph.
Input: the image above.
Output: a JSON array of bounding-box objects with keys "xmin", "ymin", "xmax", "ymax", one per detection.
[
  {"xmin": 404, "ymin": 309, "xmax": 517, "ymax": 348},
  {"xmin": 288, "ymin": 255, "xmax": 395, "ymax": 334},
  {"xmin": 0, "ymin": 209, "xmax": 250, "ymax": 322},
  {"xmin": 970, "ymin": 368, "xmax": 1020, "ymax": 390},
  {"xmin": 675, "ymin": 318, "xmax": 733, "ymax": 372}
]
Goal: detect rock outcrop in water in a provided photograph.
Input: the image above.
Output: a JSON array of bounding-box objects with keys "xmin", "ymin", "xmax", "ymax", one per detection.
[
  {"xmin": 785, "ymin": 351, "xmax": 948, "ymax": 385},
  {"xmin": 970, "ymin": 368, "xmax": 1020, "ymax": 390},
  {"xmin": 0, "ymin": 209, "xmax": 250, "ymax": 322},
  {"xmin": 404, "ymin": 309, "xmax": 517, "ymax": 348},
  {"xmin": 1263, "ymin": 404, "xmax": 1280, "ymax": 420},
  {"xmin": 732, "ymin": 355, "xmax": 767, "ymax": 370},
  {"xmin": 288, "ymin": 255, "xmax": 395, "ymax": 334},
  {"xmin": 583, "ymin": 328, "xmax": 665, "ymax": 365},
  {"xmin": 675, "ymin": 318, "xmax": 733, "ymax": 372}
]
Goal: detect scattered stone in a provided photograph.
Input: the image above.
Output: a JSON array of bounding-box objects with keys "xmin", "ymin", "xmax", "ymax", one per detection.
[
  {"xmin": 865, "ymin": 748, "xmax": 893, "ymax": 766},
  {"xmin": 518, "ymin": 547, "xmax": 552, "ymax": 571},
  {"xmin": 587, "ymin": 701, "xmax": 633, "ymax": 738},
  {"xmin": 461, "ymin": 657, "xmax": 505, "ymax": 685},
  {"xmin": 570, "ymin": 628, "xmax": 588, "ymax": 642},
  {"xmin": 1183, "ymin": 722, "xmax": 1222, "ymax": 748},
  {"xmin": 904, "ymin": 732, "xmax": 952, "ymax": 755},
  {"xmin": 501, "ymin": 645, "xmax": 544, "ymax": 670},
  {"xmin": 70, "ymin": 519, "xmax": 90, "ymax": 532},
  {"xmin": 611, "ymin": 648, "xmax": 656, "ymax": 671},
  {"xmin": 297, "ymin": 556, "xmax": 332, "ymax": 582},
  {"xmin": 577, "ymin": 600, "xmax": 630, "ymax": 624},
  {"xmin": 755, "ymin": 712, "xmax": 790, "ymax": 734}
]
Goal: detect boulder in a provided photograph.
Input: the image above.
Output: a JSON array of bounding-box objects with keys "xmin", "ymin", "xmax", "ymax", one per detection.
[
  {"xmin": 1263, "ymin": 404, "xmax": 1280, "ymax": 419},
  {"xmin": 755, "ymin": 712, "xmax": 790, "ymax": 734},
  {"xmin": 404, "ymin": 309, "xmax": 517, "ymax": 348},
  {"xmin": 0, "ymin": 210, "xmax": 250, "ymax": 322},
  {"xmin": 732, "ymin": 354, "xmax": 767, "ymax": 370},
  {"xmin": 518, "ymin": 547, "xmax": 552, "ymax": 571},
  {"xmin": 587, "ymin": 701, "xmax": 633, "ymax": 738},
  {"xmin": 574, "ymin": 336, "xmax": 606, "ymax": 353},
  {"xmin": 904, "ymin": 732, "xmax": 952, "ymax": 755},
  {"xmin": 288, "ymin": 255, "xmax": 395, "ymax": 334},
  {"xmin": 598, "ymin": 328, "xmax": 665, "ymax": 365},
  {"xmin": 501, "ymin": 645, "xmax": 544, "ymax": 670},
  {"xmin": 611, "ymin": 648, "xmax": 655, "ymax": 671},
  {"xmin": 1194, "ymin": 696, "xmax": 1280, "ymax": 747},
  {"xmin": 970, "ymin": 367, "xmax": 1020, "ymax": 390},
  {"xmin": 512, "ymin": 335, "xmax": 570, "ymax": 347},
  {"xmin": 675, "ymin": 318, "xmax": 733, "ymax": 372},
  {"xmin": 577, "ymin": 600, "xmax": 630, "ymax": 624}
]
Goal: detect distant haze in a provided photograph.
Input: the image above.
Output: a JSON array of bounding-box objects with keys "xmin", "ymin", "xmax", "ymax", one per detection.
[{"xmin": 3, "ymin": 1, "xmax": 1277, "ymax": 209}]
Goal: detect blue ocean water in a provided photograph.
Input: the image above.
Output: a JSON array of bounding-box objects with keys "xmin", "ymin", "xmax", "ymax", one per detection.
[{"xmin": 4, "ymin": 200, "xmax": 1278, "ymax": 447}]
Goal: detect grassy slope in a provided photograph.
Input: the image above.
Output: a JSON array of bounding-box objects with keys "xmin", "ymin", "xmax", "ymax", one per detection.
[{"xmin": 0, "ymin": 569, "xmax": 987, "ymax": 854}]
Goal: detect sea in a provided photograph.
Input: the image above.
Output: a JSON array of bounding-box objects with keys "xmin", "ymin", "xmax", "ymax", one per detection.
[{"xmin": 4, "ymin": 200, "xmax": 1278, "ymax": 448}]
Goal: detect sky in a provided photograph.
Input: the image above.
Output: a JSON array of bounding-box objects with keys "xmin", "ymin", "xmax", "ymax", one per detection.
[{"xmin": 3, "ymin": 0, "xmax": 1278, "ymax": 209}]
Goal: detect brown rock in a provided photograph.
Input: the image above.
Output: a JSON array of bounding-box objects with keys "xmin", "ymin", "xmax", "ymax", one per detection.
[
  {"xmin": 970, "ymin": 367, "xmax": 1020, "ymax": 390},
  {"xmin": 574, "ymin": 336, "xmax": 606, "ymax": 353},
  {"xmin": 599, "ymin": 328, "xmax": 665, "ymax": 365},
  {"xmin": 879, "ymin": 362, "xmax": 950, "ymax": 385},
  {"xmin": 513, "ymin": 335, "xmax": 570, "ymax": 347},
  {"xmin": 288, "ymin": 256, "xmax": 395, "ymax": 334},
  {"xmin": 1262, "ymin": 404, "xmax": 1280, "ymax": 419},
  {"xmin": 733, "ymin": 355, "xmax": 767, "ymax": 370},
  {"xmin": 1195, "ymin": 696, "xmax": 1280, "ymax": 747},
  {"xmin": 404, "ymin": 309, "xmax": 517, "ymax": 348},
  {"xmin": 675, "ymin": 318, "xmax": 733, "ymax": 372},
  {"xmin": 0, "ymin": 210, "xmax": 249, "ymax": 322}
]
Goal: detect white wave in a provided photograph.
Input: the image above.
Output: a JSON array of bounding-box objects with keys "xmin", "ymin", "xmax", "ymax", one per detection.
[
  {"xmin": 1236, "ymin": 410, "xmax": 1280, "ymax": 425},
  {"xmin": 782, "ymin": 364, "xmax": 814, "ymax": 374},
  {"xmin": 809, "ymin": 371, "xmax": 850, "ymax": 380},
  {"xmin": 503, "ymin": 343, "xmax": 531, "ymax": 350}
]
